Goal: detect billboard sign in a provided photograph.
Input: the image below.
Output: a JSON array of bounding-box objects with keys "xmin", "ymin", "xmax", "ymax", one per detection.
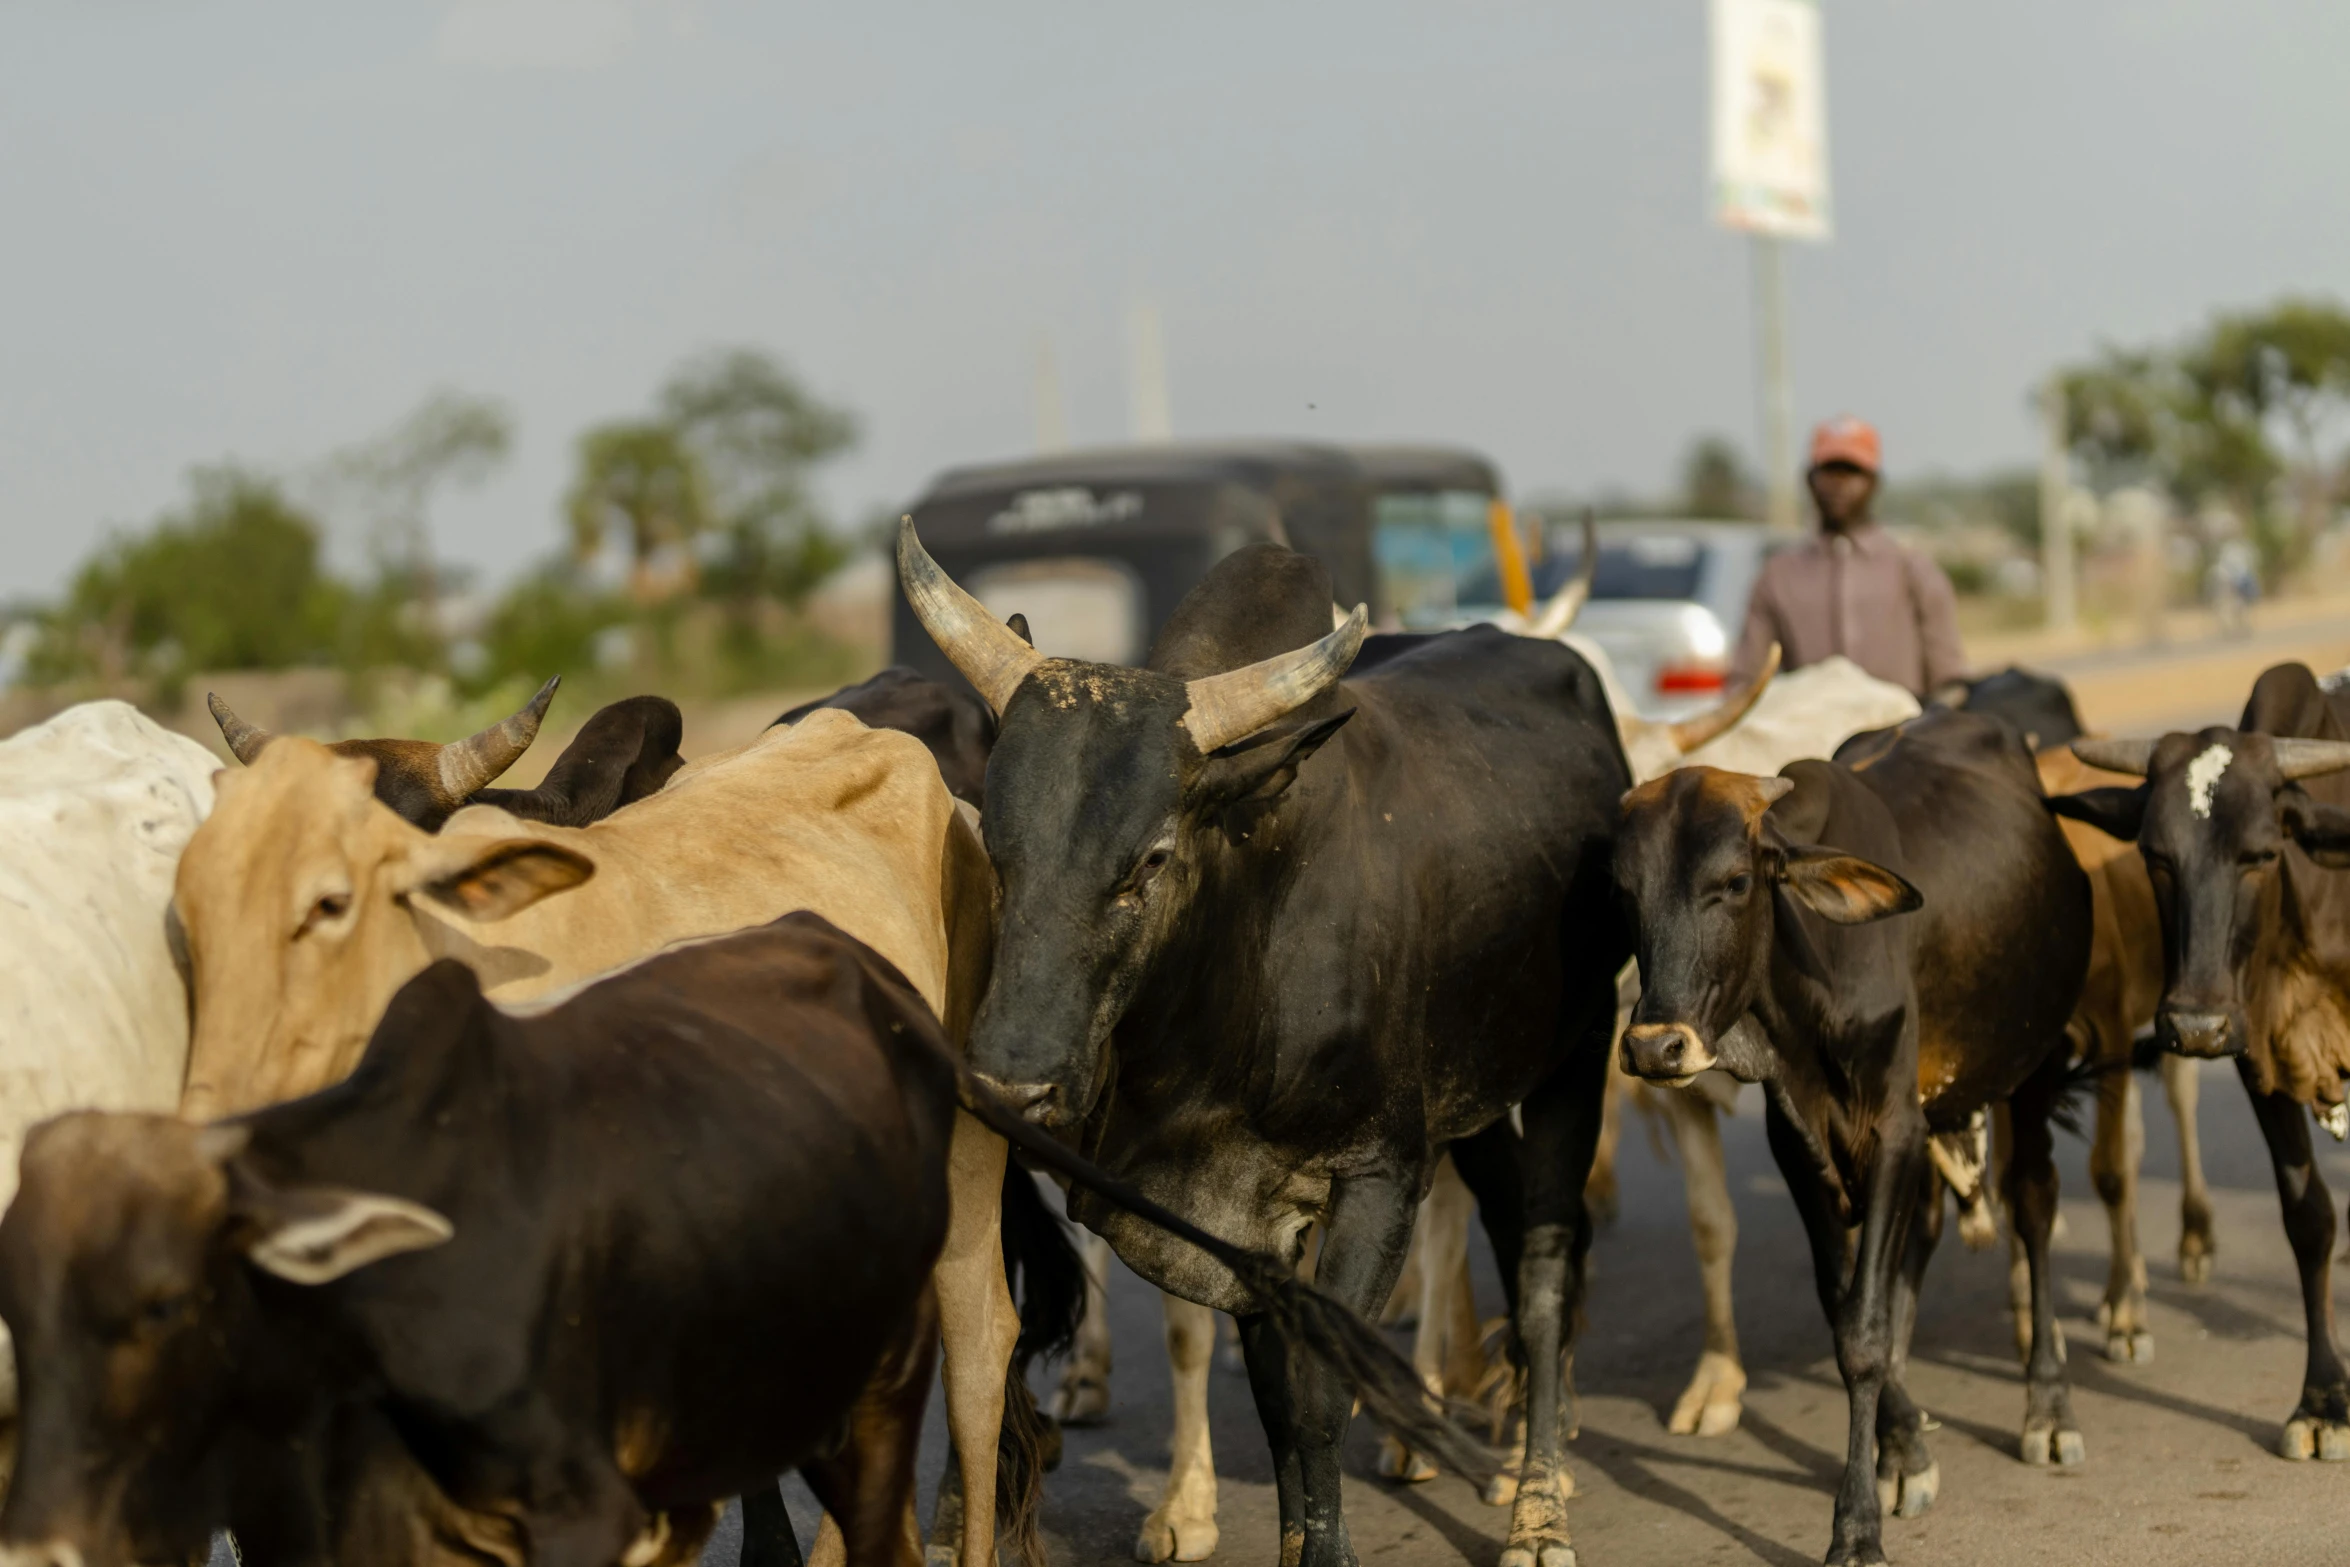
[{"xmin": 1710, "ymin": 0, "xmax": 1831, "ymax": 241}]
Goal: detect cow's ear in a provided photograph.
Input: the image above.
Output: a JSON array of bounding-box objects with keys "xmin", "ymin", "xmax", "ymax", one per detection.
[
  {"xmin": 1197, "ymin": 709, "xmax": 1354, "ymax": 807},
  {"xmin": 1775, "ymin": 844, "xmax": 1922, "ymax": 925},
  {"xmin": 2044, "ymin": 785, "xmax": 2148, "ymax": 842},
  {"xmin": 237, "ymin": 1182, "xmax": 453, "ymax": 1285},
  {"xmin": 401, "ymin": 837, "xmax": 595, "ymax": 921},
  {"xmin": 2281, "ymin": 791, "xmax": 2350, "ymax": 868}
]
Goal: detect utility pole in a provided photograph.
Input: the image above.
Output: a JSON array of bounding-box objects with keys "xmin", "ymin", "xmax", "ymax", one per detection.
[
  {"xmin": 1128, "ymin": 302, "xmax": 1173, "ymax": 443},
  {"xmin": 1032, "ymin": 334, "xmax": 1068, "ymax": 454},
  {"xmin": 1755, "ymin": 235, "xmax": 1798, "ymax": 532},
  {"xmin": 2039, "ymin": 374, "xmax": 2076, "ymax": 632}
]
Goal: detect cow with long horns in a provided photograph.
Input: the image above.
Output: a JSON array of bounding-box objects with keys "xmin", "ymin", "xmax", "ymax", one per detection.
[
  {"xmin": 900, "ymin": 523, "xmax": 1633, "ymax": 1567},
  {"xmin": 2048, "ymin": 661, "xmax": 2350, "ymax": 1460}
]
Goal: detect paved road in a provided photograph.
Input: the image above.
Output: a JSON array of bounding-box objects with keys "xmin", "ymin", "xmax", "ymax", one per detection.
[{"xmin": 694, "ymin": 1062, "xmax": 2350, "ymax": 1567}]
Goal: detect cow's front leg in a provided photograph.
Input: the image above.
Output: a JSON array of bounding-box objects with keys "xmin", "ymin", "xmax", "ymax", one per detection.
[
  {"xmin": 1767, "ymin": 1095, "xmax": 1913, "ymax": 1567},
  {"xmin": 1055, "ymin": 1232, "xmax": 1116, "ymax": 1425},
  {"xmin": 2236, "ymin": 1064, "xmax": 2350, "ymax": 1461},
  {"xmin": 2088, "ymin": 1065, "xmax": 2153, "ymax": 1361},
  {"xmin": 1501, "ymin": 1023, "xmax": 1612, "ymax": 1567},
  {"xmin": 928, "ymin": 1115, "xmax": 1021, "ymax": 1567},
  {"xmin": 1135, "ymin": 1295, "xmax": 1220, "ymax": 1563},
  {"xmin": 1237, "ymin": 1174, "xmax": 1416, "ymax": 1567},
  {"xmin": 1659, "ymin": 1087, "xmax": 1746, "ymax": 1437},
  {"xmin": 2009, "ymin": 1055, "xmax": 2086, "ymax": 1466},
  {"xmin": 1873, "ymin": 1160, "xmax": 1941, "ymax": 1520},
  {"xmin": 2162, "ymin": 1054, "xmax": 2216, "ymax": 1283}
]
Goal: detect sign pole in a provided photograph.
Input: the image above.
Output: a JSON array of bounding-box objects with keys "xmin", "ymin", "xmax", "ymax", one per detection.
[
  {"xmin": 1755, "ymin": 234, "xmax": 1798, "ymax": 532},
  {"xmin": 2039, "ymin": 374, "xmax": 2077, "ymax": 631}
]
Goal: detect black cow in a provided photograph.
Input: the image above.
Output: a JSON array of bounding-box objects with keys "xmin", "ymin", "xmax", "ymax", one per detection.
[
  {"xmin": 898, "ymin": 523, "xmax": 1628, "ymax": 1567},
  {"xmin": 1613, "ymin": 709, "xmax": 2092, "ymax": 1566},
  {"xmin": 2050, "ymin": 661, "xmax": 2350, "ymax": 1460},
  {"xmin": 0, "ymin": 912, "xmax": 1476, "ymax": 1567},
  {"xmin": 1938, "ymin": 665, "xmax": 2085, "ymax": 752},
  {"xmin": 208, "ymin": 679, "xmax": 687, "ymax": 831},
  {"xmin": 777, "ymin": 666, "xmax": 996, "ymax": 807}
]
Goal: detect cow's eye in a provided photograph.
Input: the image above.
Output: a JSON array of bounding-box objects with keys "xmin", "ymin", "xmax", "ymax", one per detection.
[
  {"xmin": 1126, "ymin": 848, "xmax": 1172, "ymax": 894},
  {"xmin": 1724, "ymin": 873, "xmax": 1753, "ymax": 898},
  {"xmin": 297, "ymin": 893, "xmax": 351, "ymax": 937},
  {"xmin": 2243, "ymin": 848, "xmax": 2280, "ymax": 870},
  {"xmin": 136, "ymin": 1293, "xmax": 190, "ymax": 1333}
]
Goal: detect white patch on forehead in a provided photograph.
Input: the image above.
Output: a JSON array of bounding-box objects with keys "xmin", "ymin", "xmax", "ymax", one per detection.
[{"xmin": 2185, "ymin": 743, "xmax": 2233, "ymax": 819}]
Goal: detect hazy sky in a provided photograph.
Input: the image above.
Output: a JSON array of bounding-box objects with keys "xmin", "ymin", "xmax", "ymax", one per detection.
[{"xmin": 3, "ymin": 1, "xmax": 2345, "ymax": 601}]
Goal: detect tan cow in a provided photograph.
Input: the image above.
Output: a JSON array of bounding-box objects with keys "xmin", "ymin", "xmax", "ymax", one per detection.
[{"xmin": 171, "ymin": 708, "xmax": 1018, "ymax": 1567}]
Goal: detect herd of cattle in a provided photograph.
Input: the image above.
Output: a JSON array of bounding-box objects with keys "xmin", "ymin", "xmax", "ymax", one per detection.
[{"xmin": 0, "ymin": 521, "xmax": 2343, "ymax": 1567}]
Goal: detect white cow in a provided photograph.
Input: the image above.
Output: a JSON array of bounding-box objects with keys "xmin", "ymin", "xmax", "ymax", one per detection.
[{"xmin": 0, "ymin": 703, "xmax": 219, "ymax": 1422}]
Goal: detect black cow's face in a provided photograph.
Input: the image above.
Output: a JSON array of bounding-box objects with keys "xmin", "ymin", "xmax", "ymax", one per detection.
[
  {"xmin": 0, "ymin": 1114, "xmax": 451, "ymax": 1566},
  {"xmin": 2053, "ymin": 729, "xmax": 2350, "ymax": 1058},
  {"xmin": 1614, "ymin": 768, "xmax": 1921, "ymax": 1084},
  {"xmin": 973, "ymin": 662, "xmax": 1352, "ymax": 1126}
]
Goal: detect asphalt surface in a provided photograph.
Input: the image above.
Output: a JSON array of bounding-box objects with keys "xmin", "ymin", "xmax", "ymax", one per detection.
[{"xmin": 685, "ymin": 1060, "xmax": 2350, "ymax": 1567}]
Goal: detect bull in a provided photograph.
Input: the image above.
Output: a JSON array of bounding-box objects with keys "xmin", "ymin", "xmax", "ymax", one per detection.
[{"xmin": 900, "ymin": 522, "xmax": 1628, "ymax": 1567}]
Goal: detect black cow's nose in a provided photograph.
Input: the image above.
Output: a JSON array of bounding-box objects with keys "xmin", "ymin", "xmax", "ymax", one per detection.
[
  {"xmin": 1622, "ymin": 1023, "xmax": 1696, "ymax": 1080},
  {"xmin": 976, "ymin": 1075, "xmax": 1065, "ymax": 1126},
  {"xmin": 2162, "ymin": 1009, "xmax": 2233, "ymax": 1059}
]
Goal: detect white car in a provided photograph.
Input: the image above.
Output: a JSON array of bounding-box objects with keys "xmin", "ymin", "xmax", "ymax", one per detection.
[{"xmin": 1464, "ymin": 519, "xmax": 1770, "ymax": 721}]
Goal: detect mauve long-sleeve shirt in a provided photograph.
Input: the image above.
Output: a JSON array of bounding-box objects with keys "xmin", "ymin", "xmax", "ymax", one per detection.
[{"xmin": 1730, "ymin": 522, "xmax": 1970, "ymax": 698}]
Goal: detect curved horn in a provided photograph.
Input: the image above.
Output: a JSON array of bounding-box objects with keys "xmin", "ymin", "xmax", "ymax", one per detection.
[
  {"xmin": 435, "ymin": 676, "xmax": 560, "ymax": 802},
  {"xmin": 1525, "ymin": 511, "xmax": 1598, "ymax": 639},
  {"xmin": 898, "ymin": 517, "xmax": 1045, "ymax": 715},
  {"xmin": 2271, "ymin": 738, "xmax": 2350, "ymax": 781},
  {"xmin": 1181, "ymin": 606, "xmax": 1368, "ymax": 755},
  {"xmin": 2069, "ymin": 737, "xmax": 2154, "ymax": 778},
  {"xmin": 207, "ymin": 692, "xmax": 273, "ymax": 765},
  {"xmin": 1664, "ymin": 642, "xmax": 1781, "ymax": 756}
]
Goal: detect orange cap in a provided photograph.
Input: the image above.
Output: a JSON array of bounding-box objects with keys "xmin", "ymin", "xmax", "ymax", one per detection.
[{"xmin": 1808, "ymin": 416, "xmax": 1881, "ymax": 475}]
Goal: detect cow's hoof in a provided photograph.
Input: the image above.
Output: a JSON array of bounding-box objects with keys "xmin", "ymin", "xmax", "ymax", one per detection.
[
  {"xmin": 2178, "ymin": 1247, "xmax": 2213, "ymax": 1285},
  {"xmin": 1481, "ymin": 1472, "xmax": 1519, "ymax": 1507},
  {"xmin": 1875, "ymin": 1460, "xmax": 1939, "ymax": 1519},
  {"xmin": 1376, "ymin": 1437, "xmax": 1438, "ymax": 1484},
  {"xmin": 2021, "ymin": 1425, "xmax": 2086, "ymax": 1466},
  {"xmin": 1132, "ymin": 1510, "xmax": 1218, "ymax": 1563},
  {"xmin": 2278, "ymin": 1417, "xmax": 2350, "ymax": 1462},
  {"xmin": 1666, "ymin": 1352, "xmax": 1747, "ymax": 1437},
  {"xmin": 1052, "ymin": 1372, "xmax": 1110, "ymax": 1426},
  {"xmin": 2104, "ymin": 1330, "xmax": 2154, "ymax": 1364},
  {"xmin": 1497, "ymin": 1539, "xmax": 1575, "ymax": 1567}
]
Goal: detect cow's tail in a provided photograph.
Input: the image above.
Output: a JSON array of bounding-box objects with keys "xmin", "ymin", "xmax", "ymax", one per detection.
[
  {"xmin": 953, "ymin": 1076, "xmax": 1500, "ymax": 1489},
  {"xmin": 1000, "ymin": 1158, "xmax": 1086, "ymax": 1371}
]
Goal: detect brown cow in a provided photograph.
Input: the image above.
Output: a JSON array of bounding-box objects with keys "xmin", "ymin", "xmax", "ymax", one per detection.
[{"xmin": 168, "ymin": 710, "xmax": 1028, "ymax": 1565}]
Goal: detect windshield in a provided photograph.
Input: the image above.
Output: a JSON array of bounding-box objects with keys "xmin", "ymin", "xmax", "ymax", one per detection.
[
  {"xmin": 1372, "ymin": 490, "xmax": 1498, "ymax": 629},
  {"xmin": 1546, "ymin": 533, "xmax": 1707, "ymax": 601}
]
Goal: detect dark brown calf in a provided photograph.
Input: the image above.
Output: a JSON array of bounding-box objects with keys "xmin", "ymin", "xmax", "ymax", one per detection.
[{"xmin": 1613, "ymin": 709, "xmax": 2091, "ymax": 1567}]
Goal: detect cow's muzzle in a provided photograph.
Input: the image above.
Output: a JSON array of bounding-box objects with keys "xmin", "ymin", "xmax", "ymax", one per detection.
[
  {"xmin": 1621, "ymin": 1022, "xmax": 1716, "ymax": 1086},
  {"xmin": 974, "ymin": 1075, "xmax": 1067, "ymax": 1127},
  {"xmin": 2156, "ymin": 1006, "xmax": 2240, "ymax": 1060}
]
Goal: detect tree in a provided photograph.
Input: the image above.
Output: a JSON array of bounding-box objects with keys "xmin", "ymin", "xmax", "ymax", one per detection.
[
  {"xmin": 565, "ymin": 421, "xmax": 712, "ymax": 602},
  {"xmin": 323, "ymin": 390, "xmax": 513, "ymax": 582},
  {"xmin": 1679, "ymin": 436, "xmax": 1759, "ymax": 520},
  {"xmin": 659, "ymin": 348, "xmax": 859, "ymax": 607},
  {"xmin": 28, "ymin": 466, "xmax": 353, "ymax": 694}
]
